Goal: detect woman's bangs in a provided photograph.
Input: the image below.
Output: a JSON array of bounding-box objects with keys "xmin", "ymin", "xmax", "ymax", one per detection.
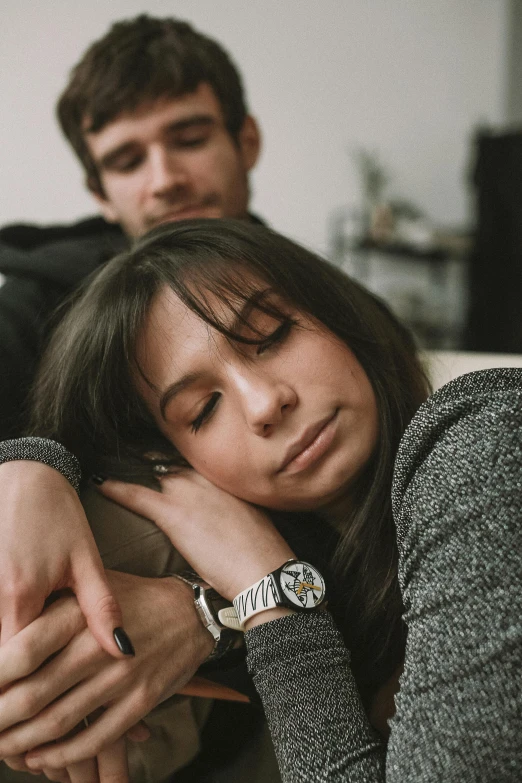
[{"xmin": 172, "ymin": 259, "xmax": 292, "ymax": 345}]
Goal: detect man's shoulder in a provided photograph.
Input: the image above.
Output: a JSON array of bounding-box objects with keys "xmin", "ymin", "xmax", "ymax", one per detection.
[
  {"xmin": 0, "ymin": 216, "xmax": 123, "ymax": 251},
  {"xmin": 0, "ymin": 216, "xmax": 126, "ymax": 287}
]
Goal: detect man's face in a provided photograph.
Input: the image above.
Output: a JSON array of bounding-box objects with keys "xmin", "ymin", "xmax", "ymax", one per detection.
[{"xmin": 85, "ymin": 83, "xmax": 261, "ymax": 238}]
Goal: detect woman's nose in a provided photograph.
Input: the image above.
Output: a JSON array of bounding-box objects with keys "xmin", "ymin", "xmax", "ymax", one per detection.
[{"xmin": 236, "ymin": 369, "xmax": 297, "ymax": 436}]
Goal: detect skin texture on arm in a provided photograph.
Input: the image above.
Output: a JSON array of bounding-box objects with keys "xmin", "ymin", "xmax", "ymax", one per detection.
[
  {"xmin": 96, "ymin": 471, "xmax": 296, "ymax": 602},
  {"xmin": 0, "ymin": 570, "xmax": 213, "ymax": 772},
  {"xmin": 0, "ymin": 461, "xmax": 126, "ymax": 656},
  {"xmin": 96, "ymin": 472, "xmax": 387, "ymax": 782}
]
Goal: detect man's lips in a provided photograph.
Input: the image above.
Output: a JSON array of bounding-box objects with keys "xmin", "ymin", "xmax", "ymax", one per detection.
[
  {"xmin": 148, "ymin": 199, "xmax": 220, "ymax": 228},
  {"xmin": 278, "ymin": 411, "xmax": 338, "ymax": 474}
]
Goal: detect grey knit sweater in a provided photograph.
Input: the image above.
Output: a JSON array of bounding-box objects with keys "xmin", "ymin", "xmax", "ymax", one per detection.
[{"xmin": 246, "ymin": 369, "xmax": 522, "ymax": 782}]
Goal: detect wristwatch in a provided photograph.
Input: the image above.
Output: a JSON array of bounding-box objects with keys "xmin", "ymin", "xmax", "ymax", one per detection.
[
  {"xmin": 218, "ymin": 559, "xmax": 326, "ymax": 631},
  {"xmin": 170, "ymin": 573, "xmax": 239, "ymax": 661}
]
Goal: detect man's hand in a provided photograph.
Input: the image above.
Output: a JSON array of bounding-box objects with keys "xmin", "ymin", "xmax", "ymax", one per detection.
[
  {"xmin": 98, "ymin": 471, "xmax": 295, "ymax": 600},
  {"xmin": 4, "ymin": 737, "xmax": 131, "ymax": 783},
  {"xmin": 0, "ymin": 460, "xmax": 127, "ymax": 657},
  {"xmin": 0, "ymin": 571, "xmax": 213, "ymax": 770}
]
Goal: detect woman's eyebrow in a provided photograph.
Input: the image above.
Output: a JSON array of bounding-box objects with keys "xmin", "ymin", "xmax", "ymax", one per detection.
[
  {"xmin": 159, "ymin": 371, "xmax": 202, "ymax": 420},
  {"xmin": 227, "ymin": 289, "xmax": 274, "ymax": 333},
  {"xmin": 157, "ymin": 291, "xmax": 277, "ymax": 419}
]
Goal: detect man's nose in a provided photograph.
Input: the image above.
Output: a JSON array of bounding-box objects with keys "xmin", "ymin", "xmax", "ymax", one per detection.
[
  {"xmin": 235, "ymin": 368, "xmax": 297, "ymax": 436},
  {"xmin": 148, "ymin": 146, "xmax": 188, "ymax": 196}
]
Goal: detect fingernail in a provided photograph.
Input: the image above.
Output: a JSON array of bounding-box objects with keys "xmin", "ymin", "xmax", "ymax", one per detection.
[
  {"xmin": 91, "ymin": 474, "xmax": 107, "ymax": 485},
  {"xmin": 113, "ymin": 627, "xmax": 135, "ymax": 656}
]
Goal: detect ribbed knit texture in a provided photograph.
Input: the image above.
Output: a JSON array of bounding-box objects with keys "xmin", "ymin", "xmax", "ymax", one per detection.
[
  {"xmin": 246, "ymin": 369, "xmax": 522, "ymax": 782},
  {"xmin": 0, "ymin": 436, "xmax": 81, "ymax": 493}
]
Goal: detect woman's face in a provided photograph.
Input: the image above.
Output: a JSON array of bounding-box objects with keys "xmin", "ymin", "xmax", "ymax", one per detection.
[{"xmin": 136, "ymin": 284, "xmax": 379, "ymax": 511}]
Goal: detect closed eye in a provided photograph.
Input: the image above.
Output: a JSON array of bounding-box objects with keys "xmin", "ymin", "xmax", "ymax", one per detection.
[
  {"xmin": 190, "ymin": 392, "xmax": 221, "ymax": 433},
  {"xmin": 106, "ymin": 154, "xmax": 144, "ymax": 174},
  {"xmin": 174, "ymin": 133, "xmax": 210, "ymax": 149},
  {"xmin": 256, "ymin": 318, "xmax": 296, "ymax": 356}
]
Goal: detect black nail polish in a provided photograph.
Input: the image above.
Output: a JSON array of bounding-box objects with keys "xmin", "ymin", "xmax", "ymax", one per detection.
[
  {"xmin": 91, "ymin": 474, "xmax": 107, "ymax": 485},
  {"xmin": 113, "ymin": 627, "xmax": 135, "ymax": 656}
]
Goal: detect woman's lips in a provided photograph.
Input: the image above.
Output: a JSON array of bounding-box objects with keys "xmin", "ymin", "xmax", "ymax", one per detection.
[{"xmin": 279, "ymin": 411, "xmax": 338, "ymax": 475}]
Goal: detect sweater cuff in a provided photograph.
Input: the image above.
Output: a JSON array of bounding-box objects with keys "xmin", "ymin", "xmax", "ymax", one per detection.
[
  {"xmin": 0, "ymin": 437, "xmax": 81, "ymax": 494},
  {"xmin": 246, "ymin": 610, "xmax": 349, "ymax": 672}
]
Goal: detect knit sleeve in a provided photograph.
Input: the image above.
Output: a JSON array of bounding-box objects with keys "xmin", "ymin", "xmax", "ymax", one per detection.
[
  {"xmin": 388, "ymin": 368, "xmax": 522, "ymax": 781},
  {"xmin": 245, "ymin": 370, "xmax": 522, "ymax": 783},
  {"xmin": 246, "ymin": 611, "xmax": 385, "ymax": 783},
  {"xmin": 0, "ymin": 436, "xmax": 81, "ymax": 493}
]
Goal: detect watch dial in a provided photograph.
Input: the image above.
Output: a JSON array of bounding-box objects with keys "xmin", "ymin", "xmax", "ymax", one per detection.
[{"xmin": 279, "ymin": 562, "xmax": 325, "ymax": 609}]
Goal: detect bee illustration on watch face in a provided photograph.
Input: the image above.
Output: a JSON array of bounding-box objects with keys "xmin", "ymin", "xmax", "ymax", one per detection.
[{"xmin": 280, "ymin": 562, "xmax": 326, "ymax": 609}]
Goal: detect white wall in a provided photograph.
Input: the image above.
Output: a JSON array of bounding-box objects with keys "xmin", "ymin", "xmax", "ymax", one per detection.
[{"xmin": 0, "ymin": 0, "xmax": 508, "ymax": 255}]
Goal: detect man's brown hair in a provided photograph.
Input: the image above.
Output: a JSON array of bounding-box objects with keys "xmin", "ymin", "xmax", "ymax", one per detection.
[{"xmin": 57, "ymin": 15, "xmax": 248, "ymax": 195}]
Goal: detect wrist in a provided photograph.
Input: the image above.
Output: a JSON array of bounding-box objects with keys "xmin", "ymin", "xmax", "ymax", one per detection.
[
  {"xmin": 161, "ymin": 576, "xmax": 216, "ymax": 664},
  {"xmin": 228, "ymin": 551, "xmax": 296, "ymax": 600},
  {"xmin": 223, "ymin": 559, "xmax": 326, "ymax": 632},
  {"xmin": 0, "ymin": 437, "xmax": 81, "ymax": 493},
  {"xmin": 168, "ymin": 574, "xmax": 241, "ymax": 662},
  {"xmin": 1, "ymin": 459, "xmax": 79, "ymax": 497}
]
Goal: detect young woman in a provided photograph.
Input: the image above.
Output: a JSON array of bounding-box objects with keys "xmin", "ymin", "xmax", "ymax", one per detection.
[{"xmin": 1, "ymin": 220, "xmax": 520, "ymax": 781}]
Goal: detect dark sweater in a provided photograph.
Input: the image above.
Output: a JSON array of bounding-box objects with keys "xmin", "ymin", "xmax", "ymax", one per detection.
[
  {"xmin": 0, "ymin": 217, "xmax": 126, "ymax": 438},
  {"xmin": 246, "ymin": 368, "xmax": 522, "ymax": 782}
]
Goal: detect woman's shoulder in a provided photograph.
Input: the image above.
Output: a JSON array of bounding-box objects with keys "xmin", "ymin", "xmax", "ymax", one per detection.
[
  {"xmin": 393, "ymin": 368, "xmax": 522, "ymax": 502},
  {"xmin": 392, "ymin": 367, "xmax": 522, "ymax": 548}
]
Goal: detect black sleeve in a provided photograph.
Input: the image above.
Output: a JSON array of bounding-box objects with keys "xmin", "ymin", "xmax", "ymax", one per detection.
[
  {"xmin": 0, "ymin": 226, "xmax": 122, "ymax": 439},
  {"xmin": 0, "ymin": 274, "xmax": 64, "ymax": 438}
]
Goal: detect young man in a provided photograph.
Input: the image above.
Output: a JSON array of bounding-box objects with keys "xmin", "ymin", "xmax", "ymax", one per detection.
[{"xmin": 0, "ymin": 14, "xmax": 261, "ymax": 439}]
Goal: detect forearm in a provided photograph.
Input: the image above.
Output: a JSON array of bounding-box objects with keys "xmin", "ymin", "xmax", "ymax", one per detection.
[
  {"xmin": 389, "ymin": 369, "xmax": 522, "ymax": 781},
  {"xmin": 246, "ymin": 611, "xmax": 385, "ymax": 783}
]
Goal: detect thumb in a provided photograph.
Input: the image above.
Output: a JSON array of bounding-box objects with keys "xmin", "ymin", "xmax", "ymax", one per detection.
[
  {"xmin": 97, "ymin": 478, "xmax": 165, "ymax": 522},
  {"xmin": 72, "ymin": 549, "xmax": 134, "ymax": 658}
]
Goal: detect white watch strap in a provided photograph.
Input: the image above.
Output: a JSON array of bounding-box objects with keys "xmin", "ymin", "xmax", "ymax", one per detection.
[
  {"xmin": 218, "ymin": 574, "xmax": 279, "ymax": 631},
  {"xmin": 233, "ymin": 573, "xmax": 278, "ymax": 629},
  {"xmin": 217, "ymin": 606, "xmax": 242, "ymax": 631},
  {"xmin": 218, "ymin": 561, "xmax": 326, "ymax": 631}
]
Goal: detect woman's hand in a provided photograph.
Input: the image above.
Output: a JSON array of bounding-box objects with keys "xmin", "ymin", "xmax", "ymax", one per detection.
[
  {"xmin": 0, "ymin": 570, "xmax": 213, "ymax": 770},
  {"xmin": 0, "ymin": 461, "xmax": 126, "ymax": 657},
  {"xmin": 98, "ymin": 471, "xmax": 295, "ymax": 600}
]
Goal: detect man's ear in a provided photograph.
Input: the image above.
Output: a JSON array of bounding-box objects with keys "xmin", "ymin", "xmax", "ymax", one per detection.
[
  {"xmin": 86, "ymin": 176, "xmax": 120, "ymax": 224},
  {"xmin": 238, "ymin": 116, "xmax": 261, "ymax": 172}
]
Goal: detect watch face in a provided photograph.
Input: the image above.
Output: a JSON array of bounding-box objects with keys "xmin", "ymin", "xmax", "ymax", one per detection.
[{"xmin": 278, "ymin": 561, "xmax": 326, "ymax": 609}]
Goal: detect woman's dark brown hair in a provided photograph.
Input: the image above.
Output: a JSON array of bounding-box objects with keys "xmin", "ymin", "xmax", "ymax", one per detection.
[{"xmin": 31, "ymin": 219, "xmax": 430, "ymax": 677}]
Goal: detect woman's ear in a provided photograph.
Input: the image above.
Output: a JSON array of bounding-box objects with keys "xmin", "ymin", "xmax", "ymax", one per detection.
[{"xmin": 238, "ymin": 116, "xmax": 261, "ymax": 172}]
